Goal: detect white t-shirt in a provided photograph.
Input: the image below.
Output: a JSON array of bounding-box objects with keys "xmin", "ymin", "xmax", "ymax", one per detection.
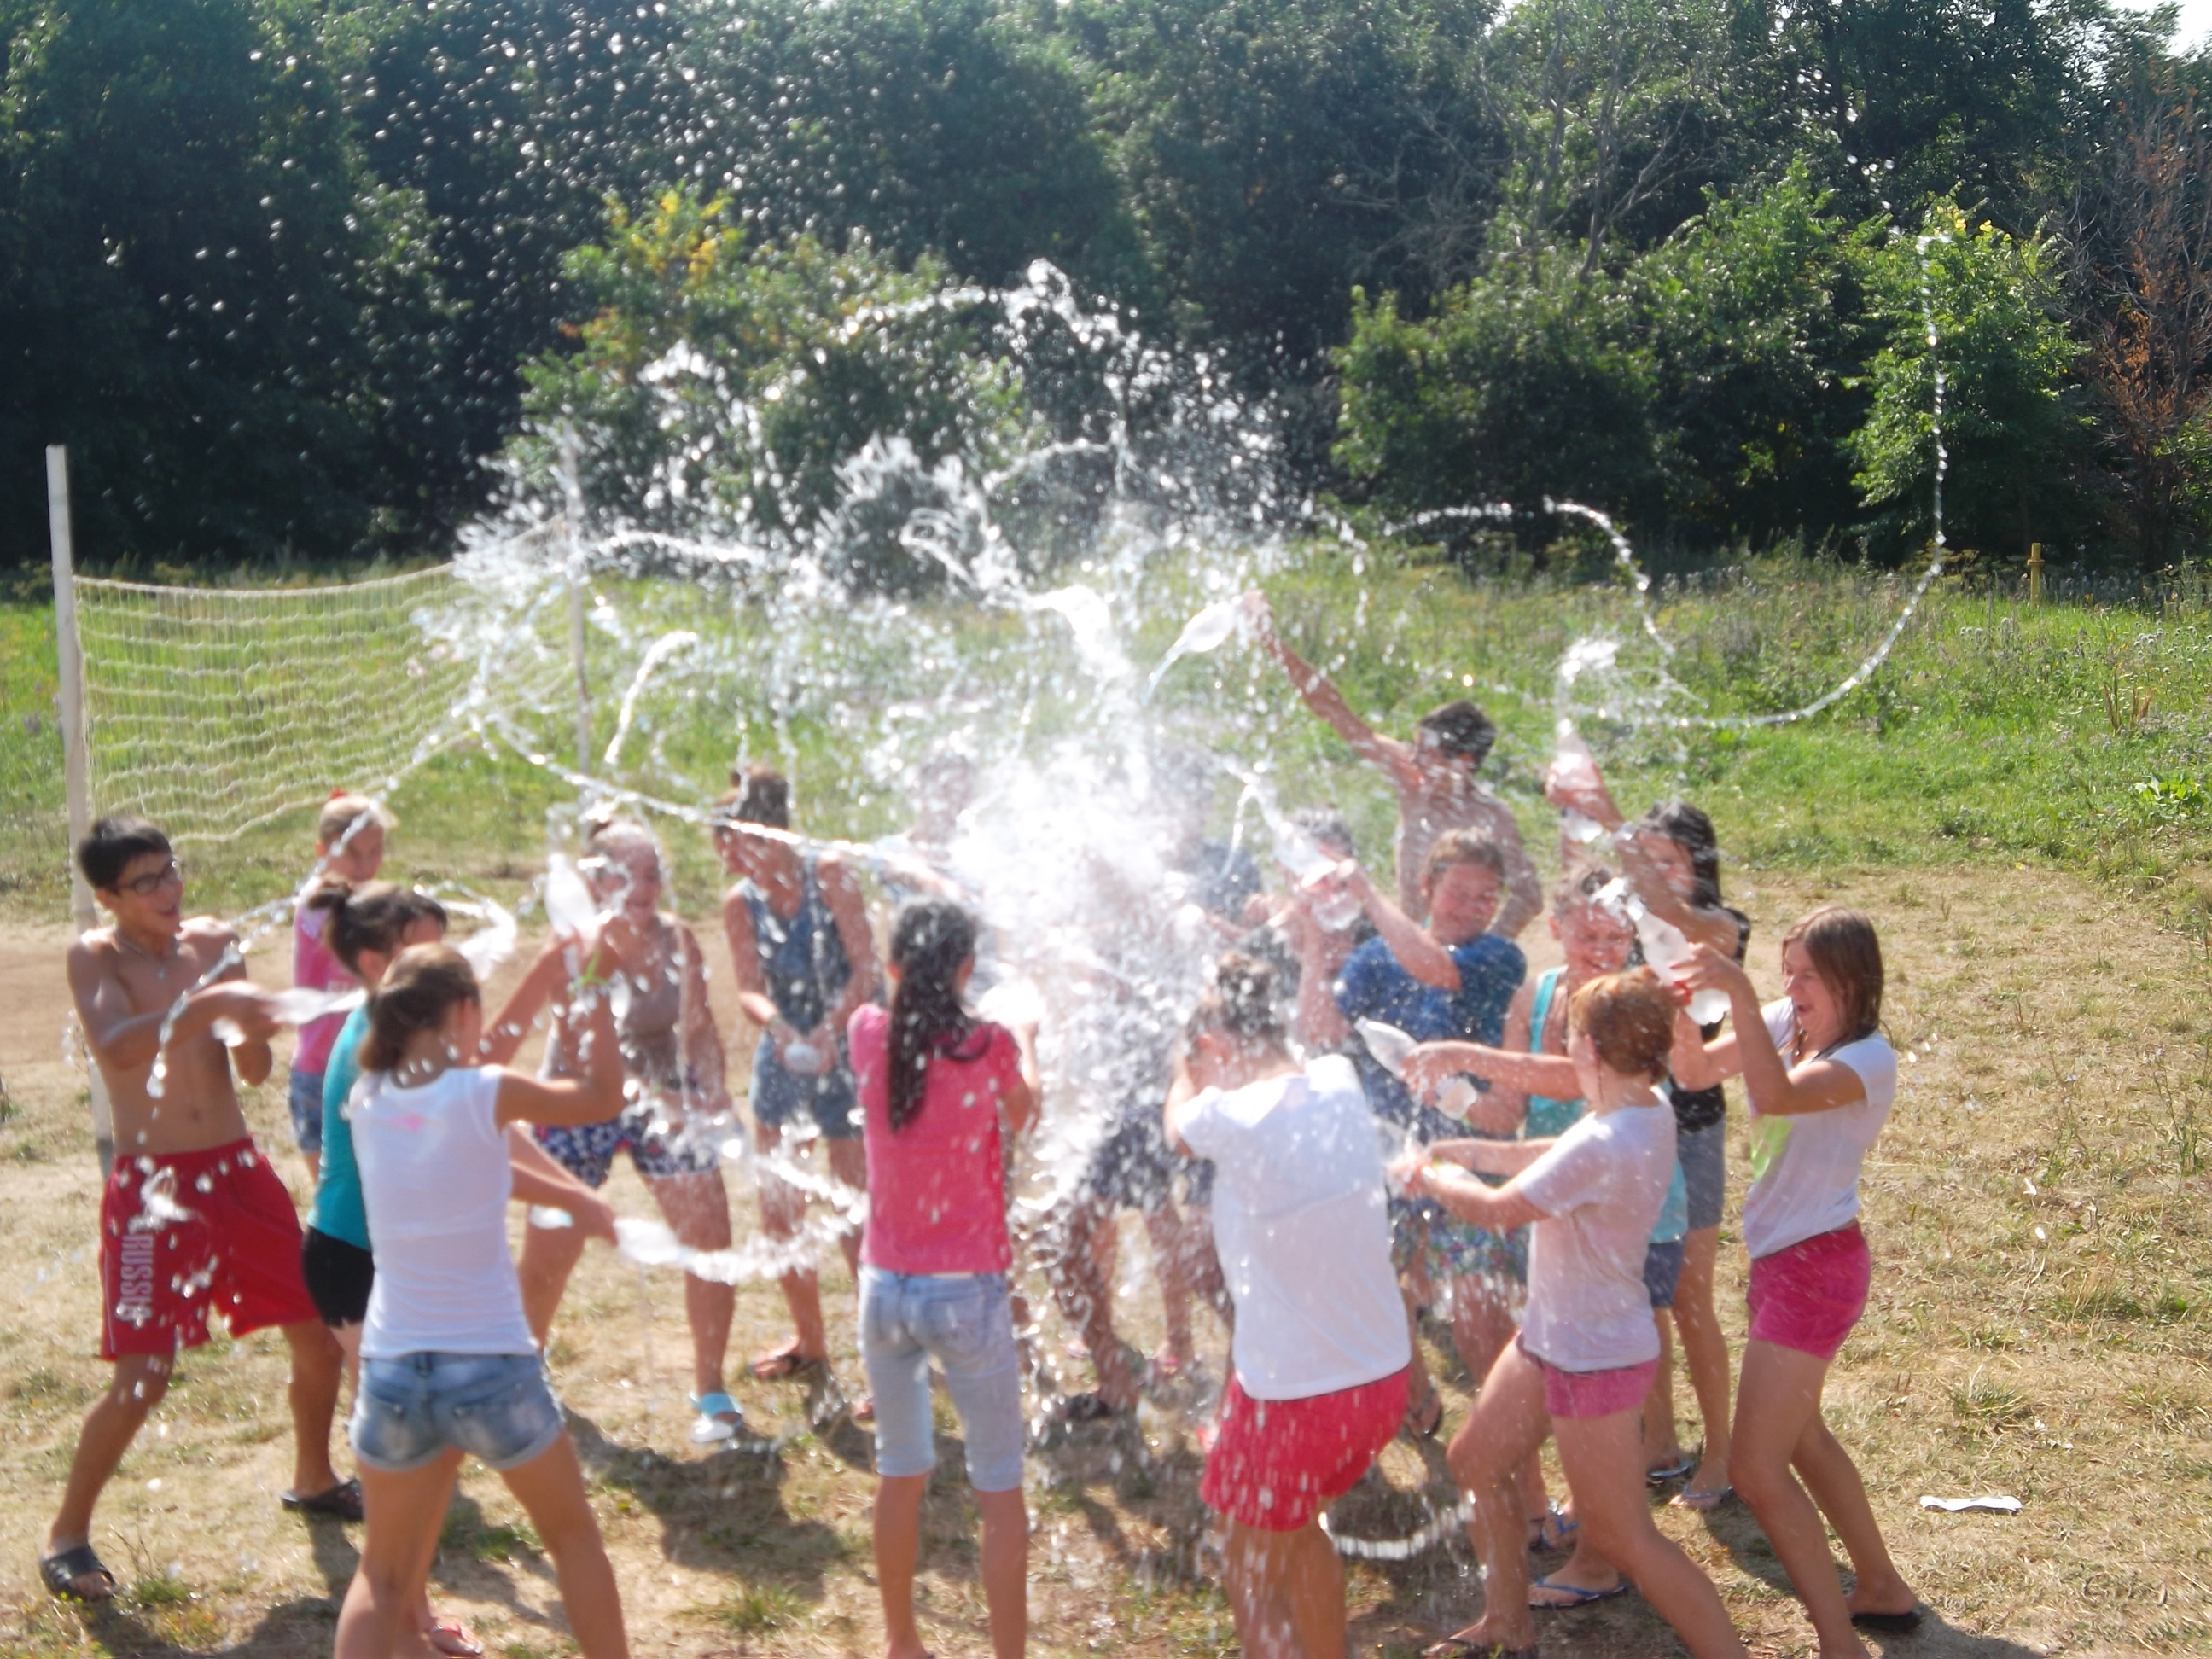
[
  {"xmin": 351, "ymin": 1065, "xmax": 538, "ymax": 1360},
  {"xmin": 1173, "ymin": 1054, "xmax": 1411, "ymax": 1400},
  {"xmin": 1742, "ymin": 999, "xmax": 1896, "ymax": 1260},
  {"xmin": 1516, "ymin": 1101, "xmax": 1676, "ymax": 1373}
]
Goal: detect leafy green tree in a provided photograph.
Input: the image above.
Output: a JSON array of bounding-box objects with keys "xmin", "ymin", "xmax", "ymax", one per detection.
[
  {"xmin": 0, "ymin": 0, "xmax": 412, "ymax": 568},
  {"xmin": 1848, "ymin": 199, "xmax": 2088, "ymax": 562},
  {"xmin": 1637, "ymin": 162, "xmax": 1877, "ymax": 544},
  {"xmin": 1063, "ymin": 0, "xmax": 1505, "ymax": 367},
  {"xmin": 1333, "ymin": 253, "xmax": 1657, "ymax": 521},
  {"xmin": 517, "ymin": 188, "xmax": 1029, "ymax": 589}
]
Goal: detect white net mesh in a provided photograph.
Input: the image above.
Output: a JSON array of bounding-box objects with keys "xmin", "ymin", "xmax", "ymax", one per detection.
[{"xmin": 73, "ymin": 561, "xmax": 573, "ymax": 842}]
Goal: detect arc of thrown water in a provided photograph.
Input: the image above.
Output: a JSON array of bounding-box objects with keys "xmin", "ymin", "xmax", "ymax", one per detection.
[
  {"xmin": 1359, "ymin": 230, "xmax": 1955, "ymax": 736},
  {"xmin": 602, "ymin": 629, "xmax": 701, "ymax": 769}
]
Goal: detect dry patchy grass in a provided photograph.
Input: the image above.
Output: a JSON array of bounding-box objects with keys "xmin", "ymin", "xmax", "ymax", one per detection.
[{"xmin": 0, "ymin": 862, "xmax": 2208, "ymax": 1655}]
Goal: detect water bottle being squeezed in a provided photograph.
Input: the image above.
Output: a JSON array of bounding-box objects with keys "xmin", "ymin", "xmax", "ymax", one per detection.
[{"xmin": 1628, "ymin": 901, "xmax": 1732, "ymax": 1027}]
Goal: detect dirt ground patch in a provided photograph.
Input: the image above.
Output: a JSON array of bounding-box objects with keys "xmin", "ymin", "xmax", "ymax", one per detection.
[{"xmin": 0, "ymin": 861, "xmax": 2209, "ymax": 1656}]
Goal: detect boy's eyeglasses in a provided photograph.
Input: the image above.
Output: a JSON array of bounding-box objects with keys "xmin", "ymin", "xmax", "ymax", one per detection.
[{"xmin": 117, "ymin": 859, "xmax": 184, "ymax": 897}]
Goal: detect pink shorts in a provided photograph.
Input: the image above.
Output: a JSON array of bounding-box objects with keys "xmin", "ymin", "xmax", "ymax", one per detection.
[
  {"xmin": 1517, "ymin": 1336, "xmax": 1656, "ymax": 1420},
  {"xmin": 1202, "ymin": 1368, "xmax": 1408, "ymax": 1532},
  {"xmin": 1747, "ymin": 1222, "xmax": 1871, "ymax": 1361}
]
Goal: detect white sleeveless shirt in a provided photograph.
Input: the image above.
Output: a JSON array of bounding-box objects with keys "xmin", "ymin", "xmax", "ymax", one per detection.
[{"xmin": 351, "ymin": 1065, "xmax": 537, "ymax": 1359}]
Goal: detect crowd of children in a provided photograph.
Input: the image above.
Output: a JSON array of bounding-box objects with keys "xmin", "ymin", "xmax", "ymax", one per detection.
[{"xmin": 41, "ymin": 619, "xmax": 1921, "ymax": 1659}]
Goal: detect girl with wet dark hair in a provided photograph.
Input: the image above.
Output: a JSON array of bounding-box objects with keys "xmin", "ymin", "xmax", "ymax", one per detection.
[
  {"xmin": 846, "ymin": 899, "xmax": 1040, "ymax": 1659},
  {"xmin": 1545, "ymin": 765, "xmax": 1748, "ymax": 1508}
]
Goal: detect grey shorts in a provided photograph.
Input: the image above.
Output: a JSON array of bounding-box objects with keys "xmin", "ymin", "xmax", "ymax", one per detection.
[
  {"xmin": 859, "ymin": 1266, "xmax": 1025, "ymax": 1493},
  {"xmin": 350, "ymin": 1351, "xmax": 565, "ymax": 1474},
  {"xmin": 1679, "ymin": 1119, "xmax": 1726, "ymax": 1232}
]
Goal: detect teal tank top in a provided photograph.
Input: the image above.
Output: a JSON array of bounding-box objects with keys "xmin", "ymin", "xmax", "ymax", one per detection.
[
  {"xmin": 308, "ymin": 1002, "xmax": 372, "ymax": 1250},
  {"xmin": 1520, "ymin": 967, "xmax": 1688, "ymax": 1243}
]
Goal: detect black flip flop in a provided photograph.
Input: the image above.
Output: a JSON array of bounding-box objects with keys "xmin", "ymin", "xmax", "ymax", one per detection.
[
  {"xmin": 282, "ymin": 1476, "xmax": 364, "ymax": 1521},
  {"xmin": 1053, "ymin": 1391, "xmax": 1124, "ymax": 1423},
  {"xmin": 1851, "ymin": 1607, "xmax": 1925, "ymax": 1634},
  {"xmin": 40, "ymin": 1542, "xmax": 116, "ymax": 1601}
]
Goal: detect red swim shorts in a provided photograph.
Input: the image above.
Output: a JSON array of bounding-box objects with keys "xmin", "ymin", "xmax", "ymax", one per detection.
[
  {"xmin": 1747, "ymin": 1222, "xmax": 1871, "ymax": 1362},
  {"xmin": 1202, "ymin": 1367, "xmax": 1408, "ymax": 1532},
  {"xmin": 99, "ymin": 1138, "xmax": 316, "ymax": 1360},
  {"xmin": 1517, "ymin": 1335, "xmax": 1658, "ymax": 1420}
]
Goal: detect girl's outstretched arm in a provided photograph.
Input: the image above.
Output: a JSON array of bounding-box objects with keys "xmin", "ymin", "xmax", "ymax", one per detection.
[{"xmin": 496, "ymin": 950, "xmax": 625, "ymax": 1128}]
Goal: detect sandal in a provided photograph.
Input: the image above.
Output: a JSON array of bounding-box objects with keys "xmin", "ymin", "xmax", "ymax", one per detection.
[
  {"xmin": 1645, "ymin": 1453, "xmax": 1695, "ymax": 1483},
  {"xmin": 1530, "ymin": 1574, "xmax": 1628, "ymax": 1609},
  {"xmin": 1421, "ymin": 1629, "xmax": 1540, "ymax": 1659},
  {"xmin": 40, "ymin": 1543, "xmax": 115, "ymax": 1602},
  {"xmin": 749, "ymin": 1341, "xmax": 824, "ymax": 1382},
  {"xmin": 1052, "ymin": 1391, "xmax": 1125, "ymax": 1424},
  {"xmin": 1532, "ymin": 1502, "xmax": 1578, "ymax": 1552},
  {"xmin": 1850, "ymin": 1606, "xmax": 1925, "ymax": 1633},
  {"xmin": 282, "ymin": 1476, "xmax": 364, "ymax": 1521},
  {"xmin": 1402, "ymin": 1386, "xmax": 1444, "ymax": 1440},
  {"xmin": 1671, "ymin": 1484, "xmax": 1733, "ymax": 1512},
  {"xmin": 690, "ymin": 1390, "xmax": 746, "ymax": 1445},
  {"xmin": 425, "ymin": 1615, "xmax": 486, "ymax": 1656}
]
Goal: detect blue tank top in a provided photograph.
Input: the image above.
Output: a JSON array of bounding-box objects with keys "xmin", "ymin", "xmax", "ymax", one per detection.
[
  {"xmin": 741, "ymin": 855, "xmax": 852, "ymax": 1033},
  {"xmin": 1520, "ymin": 967, "xmax": 1687, "ymax": 1242}
]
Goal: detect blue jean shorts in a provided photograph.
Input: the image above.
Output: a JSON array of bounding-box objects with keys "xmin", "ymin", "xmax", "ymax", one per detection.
[
  {"xmin": 288, "ymin": 1068, "xmax": 325, "ymax": 1158},
  {"xmin": 1679, "ymin": 1119, "xmax": 1726, "ymax": 1232},
  {"xmin": 753, "ymin": 1042, "xmax": 860, "ymax": 1140},
  {"xmin": 1644, "ymin": 1238, "xmax": 1687, "ymax": 1310},
  {"xmin": 858, "ymin": 1267, "xmax": 1024, "ymax": 1493},
  {"xmin": 349, "ymin": 1352, "xmax": 566, "ymax": 1474}
]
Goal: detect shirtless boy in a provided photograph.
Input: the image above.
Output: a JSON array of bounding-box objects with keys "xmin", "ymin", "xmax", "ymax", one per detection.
[
  {"xmin": 1246, "ymin": 591, "xmax": 1541, "ymax": 935},
  {"xmin": 42, "ymin": 818, "xmax": 349, "ymax": 1602}
]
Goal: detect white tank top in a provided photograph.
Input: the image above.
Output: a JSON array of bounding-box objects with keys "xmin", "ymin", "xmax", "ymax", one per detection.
[{"xmin": 351, "ymin": 1065, "xmax": 537, "ymax": 1359}]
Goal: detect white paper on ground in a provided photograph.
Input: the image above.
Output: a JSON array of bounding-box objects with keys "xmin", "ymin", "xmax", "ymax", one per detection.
[{"xmin": 1918, "ymin": 1494, "xmax": 2022, "ymax": 1513}]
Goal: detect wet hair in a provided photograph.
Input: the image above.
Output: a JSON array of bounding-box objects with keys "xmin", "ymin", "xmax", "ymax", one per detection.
[
  {"xmin": 308, "ymin": 881, "xmax": 449, "ymax": 975},
  {"xmin": 1781, "ymin": 905, "xmax": 1883, "ymax": 1045},
  {"xmin": 584, "ymin": 814, "xmax": 661, "ymax": 872},
  {"xmin": 1416, "ymin": 700, "xmax": 1497, "ymax": 766},
  {"xmin": 317, "ymin": 794, "xmax": 392, "ymax": 852},
  {"xmin": 79, "ymin": 816, "xmax": 172, "ymax": 893},
  {"xmin": 1289, "ymin": 805, "xmax": 1355, "ymax": 859},
  {"xmin": 1636, "ymin": 800, "xmax": 1723, "ymax": 910},
  {"xmin": 719, "ymin": 765, "xmax": 791, "ymax": 830},
  {"xmin": 1421, "ymin": 828, "xmax": 1505, "ymax": 891},
  {"xmin": 887, "ymin": 899, "xmax": 979, "ymax": 1132},
  {"xmin": 359, "ymin": 944, "xmax": 480, "ymax": 1074},
  {"xmin": 1183, "ymin": 952, "xmax": 1288, "ymax": 1051},
  {"xmin": 1551, "ymin": 864, "xmax": 1617, "ymax": 914},
  {"xmin": 1568, "ymin": 967, "xmax": 1677, "ymax": 1083}
]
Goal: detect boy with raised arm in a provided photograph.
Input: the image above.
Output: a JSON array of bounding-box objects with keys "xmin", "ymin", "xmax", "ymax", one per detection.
[
  {"xmin": 42, "ymin": 818, "xmax": 349, "ymax": 1603},
  {"xmin": 1246, "ymin": 591, "xmax": 1541, "ymax": 935}
]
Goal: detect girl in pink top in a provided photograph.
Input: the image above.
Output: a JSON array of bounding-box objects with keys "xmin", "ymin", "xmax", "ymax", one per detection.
[
  {"xmin": 289, "ymin": 794, "xmax": 387, "ymax": 1182},
  {"xmin": 847, "ymin": 899, "xmax": 1039, "ymax": 1659}
]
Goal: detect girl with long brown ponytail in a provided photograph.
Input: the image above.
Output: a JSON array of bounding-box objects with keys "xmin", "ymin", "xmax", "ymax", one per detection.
[{"xmin": 846, "ymin": 899, "xmax": 1039, "ymax": 1659}]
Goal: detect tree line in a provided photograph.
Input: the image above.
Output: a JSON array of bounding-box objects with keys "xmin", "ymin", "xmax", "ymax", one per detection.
[{"xmin": 6, "ymin": 0, "xmax": 2212, "ymax": 578}]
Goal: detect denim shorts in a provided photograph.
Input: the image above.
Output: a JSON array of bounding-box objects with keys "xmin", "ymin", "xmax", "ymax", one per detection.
[
  {"xmin": 858, "ymin": 1267, "xmax": 1024, "ymax": 1493},
  {"xmin": 288, "ymin": 1068, "xmax": 325, "ymax": 1157},
  {"xmin": 1644, "ymin": 1237, "xmax": 1687, "ymax": 1309},
  {"xmin": 350, "ymin": 1352, "xmax": 566, "ymax": 1474},
  {"xmin": 1679, "ymin": 1119, "xmax": 1726, "ymax": 1232},
  {"xmin": 753, "ymin": 1042, "xmax": 860, "ymax": 1140}
]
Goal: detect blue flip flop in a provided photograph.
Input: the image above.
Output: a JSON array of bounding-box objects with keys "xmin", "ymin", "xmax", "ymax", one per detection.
[{"xmin": 1529, "ymin": 1575, "xmax": 1629, "ymax": 1610}]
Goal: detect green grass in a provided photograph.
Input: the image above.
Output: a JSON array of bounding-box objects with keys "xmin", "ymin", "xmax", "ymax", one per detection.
[{"xmin": 5, "ymin": 544, "xmax": 2212, "ymax": 923}]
